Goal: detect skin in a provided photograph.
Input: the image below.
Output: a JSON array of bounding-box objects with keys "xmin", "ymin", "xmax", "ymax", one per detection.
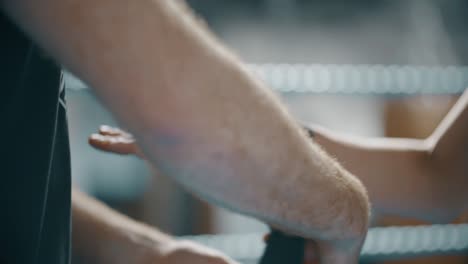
[
  {"xmin": 88, "ymin": 125, "xmax": 320, "ymax": 264},
  {"xmin": 304, "ymin": 89, "xmax": 468, "ymax": 223},
  {"xmin": 87, "ymin": 88, "xmax": 467, "ymax": 262},
  {"xmin": 2, "ymin": 0, "xmax": 370, "ymax": 262},
  {"xmin": 72, "ymin": 189, "xmax": 238, "ymax": 264}
]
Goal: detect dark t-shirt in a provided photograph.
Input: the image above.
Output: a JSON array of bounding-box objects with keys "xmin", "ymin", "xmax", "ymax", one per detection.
[{"xmin": 0, "ymin": 13, "xmax": 71, "ymax": 264}]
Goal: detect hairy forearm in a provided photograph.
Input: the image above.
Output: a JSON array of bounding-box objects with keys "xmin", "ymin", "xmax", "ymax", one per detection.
[
  {"xmin": 72, "ymin": 189, "xmax": 170, "ymax": 263},
  {"xmin": 3, "ymin": 0, "xmax": 368, "ymax": 241},
  {"xmin": 308, "ymin": 124, "xmax": 465, "ymax": 222}
]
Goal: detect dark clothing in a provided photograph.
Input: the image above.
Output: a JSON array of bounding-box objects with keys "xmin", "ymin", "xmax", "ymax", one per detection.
[{"xmin": 0, "ymin": 12, "xmax": 71, "ymax": 264}]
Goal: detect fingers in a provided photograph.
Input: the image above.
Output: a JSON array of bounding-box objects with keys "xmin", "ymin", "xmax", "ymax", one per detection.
[
  {"xmin": 89, "ymin": 133, "xmax": 137, "ymax": 154},
  {"xmin": 99, "ymin": 125, "xmax": 133, "ymax": 137},
  {"xmin": 88, "ymin": 125, "xmax": 144, "ymax": 157}
]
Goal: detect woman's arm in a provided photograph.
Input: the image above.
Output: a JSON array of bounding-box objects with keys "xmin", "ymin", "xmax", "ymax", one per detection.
[{"xmin": 305, "ymin": 89, "xmax": 468, "ymax": 223}]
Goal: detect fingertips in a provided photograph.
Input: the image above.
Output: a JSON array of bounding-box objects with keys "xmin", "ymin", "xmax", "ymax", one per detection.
[
  {"xmin": 89, "ymin": 133, "xmax": 106, "ymax": 145},
  {"xmin": 88, "ymin": 133, "xmax": 136, "ymax": 154},
  {"xmin": 98, "ymin": 125, "xmax": 121, "ymax": 136},
  {"xmin": 90, "ymin": 133, "xmax": 134, "ymax": 144},
  {"xmin": 88, "ymin": 133, "xmax": 112, "ymax": 150},
  {"xmin": 99, "ymin": 125, "xmax": 133, "ymax": 138}
]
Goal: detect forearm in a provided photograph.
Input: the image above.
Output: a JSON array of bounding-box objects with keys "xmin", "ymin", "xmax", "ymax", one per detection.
[
  {"xmin": 427, "ymin": 90, "xmax": 468, "ymax": 215},
  {"xmin": 429, "ymin": 90, "xmax": 468, "ymax": 161},
  {"xmin": 308, "ymin": 124, "xmax": 463, "ymax": 222},
  {"xmin": 72, "ymin": 189, "xmax": 170, "ymax": 263},
  {"xmin": 3, "ymin": 0, "xmax": 369, "ymax": 242}
]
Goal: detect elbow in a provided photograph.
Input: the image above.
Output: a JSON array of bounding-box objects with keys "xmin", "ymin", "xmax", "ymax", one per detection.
[
  {"xmin": 324, "ymin": 169, "xmax": 370, "ymax": 242},
  {"xmin": 344, "ymin": 173, "xmax": 371, "ymax": 238},
  {"xmin": 319, "ymin": 170, "xmax": 371, "ymax": 251}
]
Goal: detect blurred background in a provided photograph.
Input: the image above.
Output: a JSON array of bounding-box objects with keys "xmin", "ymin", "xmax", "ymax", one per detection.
[{"xmin": 67, "ymin": 0, "xmax": 468, "ymax": 263}]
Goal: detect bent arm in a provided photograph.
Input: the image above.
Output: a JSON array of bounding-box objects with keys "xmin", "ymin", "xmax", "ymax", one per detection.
[
  {"xmin": 306, "ymin": 89, "xmax": 468, "ymax": 222},
  {"xmin": 307, "ymin": 125, "xmax": 443, "ymax": 222},
  {"xmin": 2, "ymin": 0, "xmax": 369, "ymax": 245}
]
